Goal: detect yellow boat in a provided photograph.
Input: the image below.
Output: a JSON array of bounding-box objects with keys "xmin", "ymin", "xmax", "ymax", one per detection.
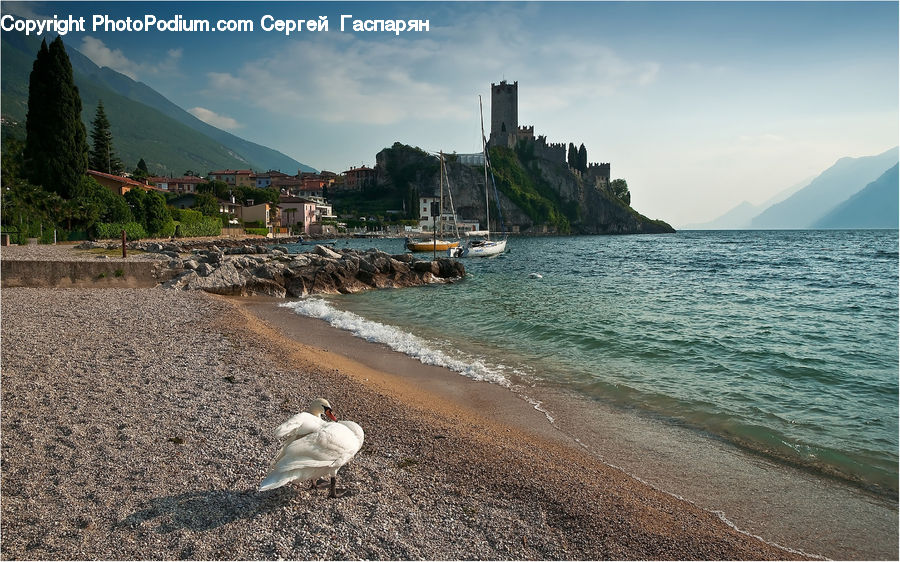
[{"xmin": 405, "ymin": 238, "xmax": 460, "ymax": 252}]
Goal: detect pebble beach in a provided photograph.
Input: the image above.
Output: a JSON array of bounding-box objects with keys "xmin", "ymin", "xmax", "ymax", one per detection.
[{"xmin": 1, "ymin": 244, "xmax": 810, "ymax": 559}]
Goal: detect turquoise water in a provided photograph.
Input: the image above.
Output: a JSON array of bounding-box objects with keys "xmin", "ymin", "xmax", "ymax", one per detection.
[{"xmin": 285, "ymin": 231, "xmax": 899, "ymax": 495}]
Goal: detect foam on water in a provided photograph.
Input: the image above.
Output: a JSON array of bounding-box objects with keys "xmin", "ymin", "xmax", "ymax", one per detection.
[
  {"xmin": 281, "ymin": 231, "xmax": 898, "ymax": 496},
  {"xmin": 281, "ymin": 298, "xmax": 514, "ymax": 388}
]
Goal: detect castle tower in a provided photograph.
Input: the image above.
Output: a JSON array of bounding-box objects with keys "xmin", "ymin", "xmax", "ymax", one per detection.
[{"xmin": 490, "ymin": 80, "xmax": 518, "ymax": 149}]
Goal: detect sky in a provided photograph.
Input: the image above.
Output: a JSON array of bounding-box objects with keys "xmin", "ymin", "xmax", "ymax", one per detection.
[{"xmin": 1, "ymin": 1, "xmax": 897, "ymax": 227}]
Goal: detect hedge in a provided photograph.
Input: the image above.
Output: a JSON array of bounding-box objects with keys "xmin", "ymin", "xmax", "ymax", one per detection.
[
  {"xmin": 94, "ymin": 222, "xmax": 148, "ymax": 240},
  {"xmin": 171, "ymin": 209, "xmax": 221, "ymax": 237}
]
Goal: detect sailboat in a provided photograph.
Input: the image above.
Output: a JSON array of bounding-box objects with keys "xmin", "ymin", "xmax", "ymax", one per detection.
[
  {"xmin": 449, "ymin": 96, "xmax": 508, "ymax": 258},
  {"xmin": 405, "ymin": 151, "xmax": 460, "ymax": 252}
]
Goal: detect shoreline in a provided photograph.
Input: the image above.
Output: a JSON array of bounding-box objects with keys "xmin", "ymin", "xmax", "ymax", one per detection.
[
  {"xmin": 2, "ymin": 286, "xmax": 808, "ymax": 560},
  {"xmin": 244, "ymin": 295, "xmax": 899, "ymax": 560}
]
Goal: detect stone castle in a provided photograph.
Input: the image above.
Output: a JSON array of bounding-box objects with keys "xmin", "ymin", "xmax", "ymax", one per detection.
[{"xmin": 488, "ymin": 80, "xmax": 611, "ymax": 190}]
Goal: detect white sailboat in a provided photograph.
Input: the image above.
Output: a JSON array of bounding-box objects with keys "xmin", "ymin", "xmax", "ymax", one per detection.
[{"xmin": 449, "ymin": 96, "xmax": 508, "ymax": 258}]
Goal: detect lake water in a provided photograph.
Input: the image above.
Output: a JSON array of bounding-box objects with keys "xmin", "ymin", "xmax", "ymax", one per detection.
[{"xmin": 283, "ymin": 230, "xmax": 898, "ymax": 497}]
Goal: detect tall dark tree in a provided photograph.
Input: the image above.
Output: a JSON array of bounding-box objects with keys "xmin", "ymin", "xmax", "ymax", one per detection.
[
  {"xmin": 132, "ymin": 158, "xmax": 149, "ymax": 180},
  {"xmin": 577, "ymin": 144, "xmax": 588, "ymax": 173},
  {"xmin": 89, "ymin": 100, "xmax": 124, "ymax": 175},
  {"xmin": 567, "ymin": 143, "xmax": 577, "ymax": 169},
  {"xmin": 23, "ymin": 37, "xmax": 88, "ymax": 199}
]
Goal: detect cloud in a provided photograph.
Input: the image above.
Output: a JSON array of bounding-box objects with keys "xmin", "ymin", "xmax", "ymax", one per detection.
[
  {"xmin": 79, "ymin": 37, "xmax": 181, "ymax": 80},
  {"xmin": 2, "ymin": 1, "xmax": 44, "ymax": 19},
  {"xmin": 188, "ymin": 107, "xmax": 242, "ymax": 130},
  {"xmin": 79, "ymin": 36, "xmax": 140, "ymax": 79},
  {"xmin": 197, "ymin": 7, "xmax": 658, "ymax": 128}
]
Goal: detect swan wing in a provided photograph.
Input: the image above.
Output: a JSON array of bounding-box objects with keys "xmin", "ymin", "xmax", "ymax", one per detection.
[
  {"xmin": 259, "ymin": 423, "xmax": 364, "ymax": 492},
  {"xmin": 274, "ymin": 411, "xmax": 326, "ymax": 441}
]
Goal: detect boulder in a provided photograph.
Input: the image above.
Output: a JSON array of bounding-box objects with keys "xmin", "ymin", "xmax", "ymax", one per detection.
[
  {"xmin": 314, "ymin": 244, "xmax": 342, "ymax": 259},
  {"xmin": 158, "ymin": 246, "xmax": 465, "ymax": 297}
]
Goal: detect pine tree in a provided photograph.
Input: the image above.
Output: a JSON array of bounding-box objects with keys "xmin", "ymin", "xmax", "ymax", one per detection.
[
  {"xmin": 23, "ymin": 37, "xmax": 88, "ymax": 199},
  {"xmin": 133, "ymin": 158, "xmax": 149, "ymax": 180},
  {"xmin": 578, "ymin": 144, "xmax": 587, "ymax": 173},
  {"xmin": 89, "ymin": 100, "xmax": 124, "ymax": 175}
]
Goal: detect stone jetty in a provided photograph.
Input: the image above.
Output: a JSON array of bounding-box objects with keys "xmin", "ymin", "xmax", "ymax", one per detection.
[{"xmin": 74, "ymin": 239, "xmax": 466, "ymax": 298}]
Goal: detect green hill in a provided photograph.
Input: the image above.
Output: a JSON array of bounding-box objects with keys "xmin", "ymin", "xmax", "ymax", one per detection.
[{"xmin": 0, "ymin": 33, "xmax": 314, "ymax": 176}]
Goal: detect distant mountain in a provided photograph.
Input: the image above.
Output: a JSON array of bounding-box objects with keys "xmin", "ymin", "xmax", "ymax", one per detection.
[
  {"xmin": 0, "ymin": 32, "xmax": 315, "ymax": 175},
  {"xmin": 813, "ymin": 164, "xmax": 899, "ymax": 229},
  {"xmin": 684, "ymin": 176, "xmax": 812, "ymax": 229},
  {"xmin": 750, "ymin": 147, "xmax": 899, "ymax": 229}
]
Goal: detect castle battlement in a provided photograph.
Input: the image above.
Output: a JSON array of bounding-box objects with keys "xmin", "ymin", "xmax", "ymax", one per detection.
[{"xmin": 489, "ymin": 80, "xmax": 610, "ymax": 174}]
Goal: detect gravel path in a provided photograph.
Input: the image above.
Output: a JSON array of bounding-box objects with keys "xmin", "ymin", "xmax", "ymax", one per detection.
[
  {"xmin": 0, "ymin": 243, "xmax": 165, "ymax": 262},
  {"xmin": 0, "ymin": 287, "xmax": 804, "ymax": 560}
]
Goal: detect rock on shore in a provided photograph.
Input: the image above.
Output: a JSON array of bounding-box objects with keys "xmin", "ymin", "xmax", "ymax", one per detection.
[{"xmin": 76, "ymin": 239, "xmax": 466, "ymax": 298}]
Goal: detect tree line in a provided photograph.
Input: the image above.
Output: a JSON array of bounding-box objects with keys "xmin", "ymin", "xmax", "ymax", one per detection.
[
  {"xmin": 567, "ymin": 142, "xmax": 630, "ymax": 204},
  {"xmin": 0, "ymin": 37, "xmax": 274, "ymax": 243}
]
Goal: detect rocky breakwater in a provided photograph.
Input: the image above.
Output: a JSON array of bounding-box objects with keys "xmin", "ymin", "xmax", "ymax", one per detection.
[{"xmin": 160, "ymin": 243, "xmax": 465, "ymax": 298}]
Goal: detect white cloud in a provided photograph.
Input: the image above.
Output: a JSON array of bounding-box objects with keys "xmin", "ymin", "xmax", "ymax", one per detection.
[
  {"xmin": 188, "ymin": 107, "xmax": 242, "ymax": 130},
  {"xmin": 79, "ymin": 36, "xmax": 181, "ymax": 80},
  {"xmin": 80, "ymin": 36, "xmax": 140, "ymax": 79},
  {"xmin": 193, "ymin": 5, "xmax": 659, "ymax": 129},
  {"xmin": 2, "ymin": 2, "xmax": 45, "ymax": 20}
]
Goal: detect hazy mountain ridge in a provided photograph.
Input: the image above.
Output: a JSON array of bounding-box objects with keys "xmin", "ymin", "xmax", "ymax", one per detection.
[
  {"xmin": 0, "ymin": 32, "xmax": 314, "ymax": 175},
  {"xmin": 685, "ymin": 176, "xmax": 812, "ymax": 229},
  {"xmin": 689, "ymin": 148, "xmax": 898, "ymax": 230},
  {"xmin": 750, "ymin": 147, "xmax": 898, "ymax": 229},
  {"xmin": 813, "ymin": 164, "xmax": 899, "ymax": 229}
]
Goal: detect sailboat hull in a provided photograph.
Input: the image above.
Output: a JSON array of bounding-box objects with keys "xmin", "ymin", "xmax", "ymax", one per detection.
[
  {"xmin": 407, "ymin": 239, "xmax": 460, "ymax": 252},
  {"xmin": 449, "ymin": 238, "xmax": 507, "ymax": 257}
]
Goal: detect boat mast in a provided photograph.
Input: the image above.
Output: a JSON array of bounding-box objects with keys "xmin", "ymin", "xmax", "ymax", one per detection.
[
  {"xmin": 439, "ymin": 150, "xmax": 444, "ymax": 238},
  {"xmin": 442, "ymin": 152, "xmax": 461, "ymax": 240},
  {"xmin": 479, "ymin": 96, "xmax": 491, "ymax": 241}
]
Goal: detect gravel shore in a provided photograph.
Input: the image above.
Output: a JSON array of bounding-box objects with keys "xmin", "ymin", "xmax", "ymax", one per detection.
[{"xmin": 0, "ymin": 285, "xmax": 806, "ymax": 560}]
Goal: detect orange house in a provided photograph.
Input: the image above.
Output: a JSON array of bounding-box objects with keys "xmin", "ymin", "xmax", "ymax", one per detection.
[{"xmin": 87, "ymin": 170, "xmax": 153, "ymax": 196}]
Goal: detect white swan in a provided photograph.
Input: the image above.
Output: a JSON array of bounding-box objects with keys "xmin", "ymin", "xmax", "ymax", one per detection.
[{"xmin": 259, "ymin": 398, "xmax": 364, "ymax": 498}]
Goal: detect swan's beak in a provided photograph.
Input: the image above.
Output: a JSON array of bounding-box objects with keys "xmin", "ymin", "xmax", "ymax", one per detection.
[{"xmin": 324, "ymin": 408, "xmax": 338, "ymax": 422}]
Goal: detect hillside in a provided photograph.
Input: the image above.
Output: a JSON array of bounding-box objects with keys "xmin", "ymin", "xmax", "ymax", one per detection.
[
  {"xmin": 750, "ymin": 147, "xmax": 898, "ymax": 229},
  {"xmin": 813, "ymin": 164, "xmax": 899, "ymax": 229},
  {"xmin": 686, "ymin": 176, "xmax": 812, "ymax": 230},
  {"xmin": 0, "ymin": 33, "xmax": 314, "ymax": 175},
  {"xmin": 371, "ymin": 143, "xmax": 674, "ymax": 235}
]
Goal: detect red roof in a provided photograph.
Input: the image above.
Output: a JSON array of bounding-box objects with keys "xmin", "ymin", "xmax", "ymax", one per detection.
[
  {"xmin": 209, "ymin": 169, "xmax": 253, "ymax": 175},
  {"xmin": 87, "ymin": 169, "xmax": 146, "ymax": 188}
]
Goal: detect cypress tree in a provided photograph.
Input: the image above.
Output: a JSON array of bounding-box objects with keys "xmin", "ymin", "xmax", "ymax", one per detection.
[
  {"xmin": 567, "ymin": 143, "xmax": 577, "ymax": 169},
  {"xmin": 133, "ymin": 158, "xmax": 149, "ymax": 180},
  {"xmin": 23, "ymin": 37, "xmax": 88, "ymax": 199},
  {"xmin": 577, "ymin": 143, "xmax": 587, "ymax": 173},
  {"xmin": 22, "ymin": 40, "xmax": 51, "ymax": 188},
  {"xmin": 89, "ymin": 100, "xmax": 124, "ymax": 175}
]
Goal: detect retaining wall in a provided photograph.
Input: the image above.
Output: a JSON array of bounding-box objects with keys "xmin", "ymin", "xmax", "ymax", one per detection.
[{"xmin": 1, "ymin": 260, "xmax": 177, "ymax": 289}]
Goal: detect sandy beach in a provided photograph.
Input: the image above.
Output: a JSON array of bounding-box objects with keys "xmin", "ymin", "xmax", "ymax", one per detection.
[{"xmin": 1, "ymin": 281, "xmax": 811, "ymax": 560}]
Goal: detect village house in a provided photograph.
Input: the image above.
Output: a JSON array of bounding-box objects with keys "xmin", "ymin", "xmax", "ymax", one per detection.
[
  {"xmin": 208, "ymin": 169, "xmax": 255, "ymax": 187},
  {"xmin": 147, "ymin": 175, "xmax": 205, "ymax": 194},
  {"xmin": 341, "ymin": 166, "xmax": 376, "ymax": 191},
  {"xmin": 87, "ymin": 170, "xmax": 157, "ymax": 196},
  {"xmin": 242, "ymin": 202, "xmax": 276, "ymax": 228},
  {"xmin": 278, "ymin": 195, "xmax": 318, "ymax": 234}
]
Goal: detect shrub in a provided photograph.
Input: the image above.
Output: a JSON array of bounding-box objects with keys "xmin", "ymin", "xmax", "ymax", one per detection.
[
  {"xmin": 94, "ymin": 221, "xmax": 147, "ymax": 240},
  {"xmin": 245, "ymin": 227, "xmax": 268, "ymax": 236},
  {"xmin": 171, "ymin": 208, "xmax": 221, "ymax": 237}
]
